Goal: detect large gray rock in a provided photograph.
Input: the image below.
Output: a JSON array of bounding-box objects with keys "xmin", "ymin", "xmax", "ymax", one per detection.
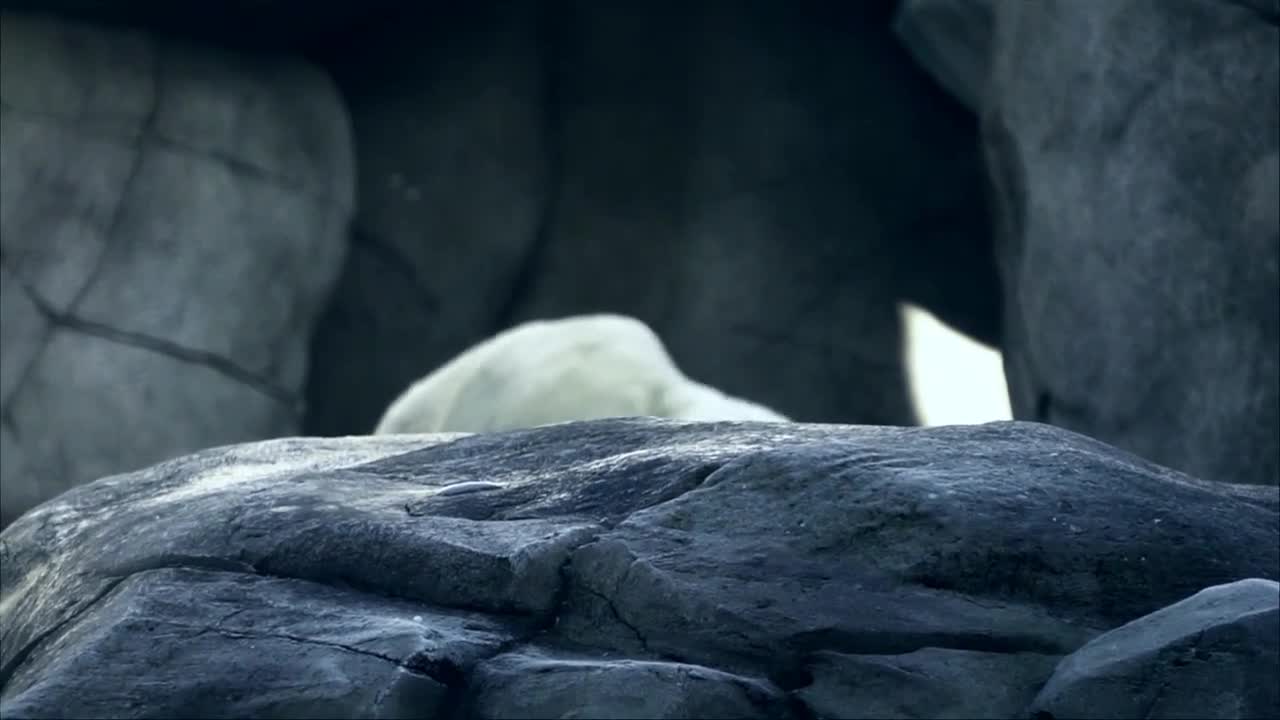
[
  {"xmin": 797, "ymin": 648, "xmax": 1060, "ymax": 719},
  {"xmin": 303, "ymin": 0, "xmax": 999, "ymax": 435},
  {"xmin": 0, "ymin": 11, "xmax": 354, "ymax": 526},
  {"xmin": 1030, "ymin": 578, "xmax": 1280, "ymax": 720},
  {"xmin": 2, "ymin": 419, "xmax": 1276, "ymax": 718},
  {"xmin": 982, "ymin": 0, "xmax": 1280, "ymax": 485}
]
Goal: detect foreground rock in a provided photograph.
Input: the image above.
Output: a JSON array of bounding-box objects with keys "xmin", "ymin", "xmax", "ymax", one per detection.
[
  {"xmin": 1030, "ymin": 578, "xmax": 1279, "ymax": 720},
  {"xmin": 0, "ymin": 11, "xmax": 354, "ymax": 526},
  {"xmin": 1, "ymin": 419, "xmax": 1276, "ymax": 719}
]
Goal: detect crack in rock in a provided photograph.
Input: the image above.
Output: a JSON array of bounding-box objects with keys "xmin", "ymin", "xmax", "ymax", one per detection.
[
  {"xmin": 54, "ymin": 31, "xmax": 160, "ymax": 321},
  {"xmin": 97, "ymin": 553, "xmax": 262, "ymax": 579},
  {"xmin": 787, "ymin": 625, "xmax": 1068, "ymax": 658},
  {"xmin": 0, "ymin": 575, "xmax": 128, "ymax": 694},
  {"xmin": 1, "ymin": 407, "xmax": 20, "ymax": 443},
  {"xmin": 0, "ymin": 86, "xmax": 344, "ymax": 205},
  {"xmin": 10, "ymin": 273, "xmax": 298, "ymax": 408},
  {"xmin": 582, "ymin": 585, "xmax": 652, "ymax": 654},
  {"xmin": 199, "ymin": 625, "xmax": 410, "ymax": 669},
  {"xmin": 0, "ymin": 47, "xmax": 309, "ymax": 413}
]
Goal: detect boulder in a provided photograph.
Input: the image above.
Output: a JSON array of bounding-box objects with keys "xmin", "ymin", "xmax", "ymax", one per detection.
[
  {"xmin": 1030, "ymin": 578, "xmax": 1280, "ymax": 720},
  {"xmin": 982, "ymin": 0, "xmax": 1280, "ymax": 485},
  {"xmin": 797, "ymin": 648, "xmax": 1060, "ymax": 719},
  {"xmin": 470, "ymin": 652, "xmax": 793, "ymax": 720},
  {"xmin": 2, "ymin": 419, "xmax": 1275, "ymax": 718},
  {"xmin": 0, "ymin": 10, "xmax": 354, "ymax": 526}
]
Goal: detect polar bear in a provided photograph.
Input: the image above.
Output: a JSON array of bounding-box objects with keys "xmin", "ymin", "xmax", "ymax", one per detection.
[{"xmin": 373, "ymin": 314, "xmax": 788, "ymax": 434}]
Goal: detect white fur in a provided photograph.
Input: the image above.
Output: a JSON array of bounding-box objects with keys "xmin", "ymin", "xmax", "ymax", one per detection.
[{"xmin": 373, "ymin": 314, "xmax": 788, "ymax": 434}]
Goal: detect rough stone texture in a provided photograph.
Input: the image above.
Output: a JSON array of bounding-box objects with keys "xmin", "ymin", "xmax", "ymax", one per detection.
[
  {"xmin": 471, "ymin": 652, "xmax": 793, "ymax": 719},
  {"xmin": 982, "ymin": 0, "xmax": 1280, "ymax": 486},
  {"xmin": 303, "ymin": 0, "xmax": 1000, "ymax": 436},
  {"xmin": 0, "ymin": 10, "xmax": 355, "ymax": 526},
  {"xmin": 892, "ymin": 0, "xmax": 993, "ymax": 112},
  {"xmin": 797, "ymin": 648, "xmax": 1060, "ymax": 719},
  {"xmin": 1030, "ymin": 578, "xmax": 1280, "ymax": 720},
  {"xmin": 2, "ymin": 419, "xmax": 1276, "ymax": 718}
]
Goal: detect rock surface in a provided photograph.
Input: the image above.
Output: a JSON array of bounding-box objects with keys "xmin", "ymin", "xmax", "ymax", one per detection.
[
  {"xmin": 0, "ymin": 11, "xmax": 355, "ymax": 526},
  {"xmin": 1029, "ymin": 578, "xmax": 1280, "ymax": 720},
  {"xmin": 2, "ymin": 419, "xmax": 1276, "ymax": 718},
  {"xmin": 982, "ymin": 0, "xmax": 1280, "ymax": 486}
]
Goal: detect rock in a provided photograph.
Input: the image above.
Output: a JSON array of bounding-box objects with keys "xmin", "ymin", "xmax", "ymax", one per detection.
[
  {"xmin": 469, "ymin": 651, "xmax": 793, "ymax": 719},
  {"xmin": 892, "ymin": 0, "xmax": 994, "ymax": 112},
  {"xmin": 1029, "ymin": 578, "xmax": 1280, "ymax": 720},
  {"xmin": 982, "ymin": 0, "xmax": 1280, "ymax": 485},
  {"xmin": 2, "ymin": 419, "xmax": 1275, "ymax": 718},
  {"xmin": 0, "ymin": 10, "xmax": 354, "ymax": 526},
  {"xmin": 0, "ymin": 567, "xmax": 526, "ymax": 720},
  {"xmin": 797, "ymin": 648, "xmax": 1060, "ymax": 719}
]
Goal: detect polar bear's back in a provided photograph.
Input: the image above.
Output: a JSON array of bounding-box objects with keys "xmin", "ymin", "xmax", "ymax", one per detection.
[
  {"xmin": 441, "ymin": 315, "xmax": 687, "ymax": 432},
  {"xmin": 373, "ymin": 314, "xmax": 687, "ymax": 434}
]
